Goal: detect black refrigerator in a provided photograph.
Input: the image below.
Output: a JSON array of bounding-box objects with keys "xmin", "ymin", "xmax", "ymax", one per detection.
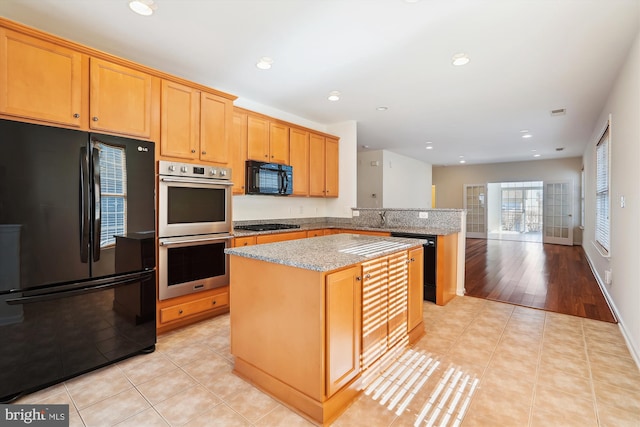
[{"xmin": 0, "ymin": 119, "xmax": 157, "ymax": 402}]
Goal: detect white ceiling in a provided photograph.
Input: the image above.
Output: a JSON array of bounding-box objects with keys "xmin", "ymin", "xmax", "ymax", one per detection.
[{"xmin": 1, "ymin": 0, "xmax": 638, "ymax": 165}]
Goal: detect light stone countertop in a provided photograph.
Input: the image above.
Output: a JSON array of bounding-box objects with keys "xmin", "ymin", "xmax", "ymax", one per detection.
[{"xmin": 225, "ymin": 233, "xmax": 426, "ymax": 272}]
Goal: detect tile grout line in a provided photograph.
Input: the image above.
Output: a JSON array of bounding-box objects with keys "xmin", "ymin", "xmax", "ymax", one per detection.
[{"xmin": 582, "ymin": 318, "xmax": 602, "ymax": 427}]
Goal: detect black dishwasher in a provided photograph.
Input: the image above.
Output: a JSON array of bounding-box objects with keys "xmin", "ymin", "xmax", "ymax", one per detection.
[{"xmin": 391, "ymin": 232, "xmax": 437, "ymax": 302}]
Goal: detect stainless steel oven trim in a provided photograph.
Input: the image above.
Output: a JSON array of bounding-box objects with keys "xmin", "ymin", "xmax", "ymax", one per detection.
[
  {"xmin": 158, "ymin": 233, "xmax": 231, "ymax": 301},
  {"xmin": 158, "ymin": 175, "xmax": 233, "ymax": 238}
]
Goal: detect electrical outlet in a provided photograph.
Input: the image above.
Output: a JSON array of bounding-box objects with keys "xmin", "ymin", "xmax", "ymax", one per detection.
[
  {"xmin": 352, "ymin": 210, "xmax": 360, "ymax": 217},
  {"xmin": 419, "ymin": 211, "xmax": 428, "ymax": 219},
  {"xmin": 604, "ymin": 270, "xmax": 612, "ymax": 285}
]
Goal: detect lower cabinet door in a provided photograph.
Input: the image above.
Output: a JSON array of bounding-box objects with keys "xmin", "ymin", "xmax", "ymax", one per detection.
[{"xmin": 325, "ymin": 266, "xmax": 362, "ymax": 397}]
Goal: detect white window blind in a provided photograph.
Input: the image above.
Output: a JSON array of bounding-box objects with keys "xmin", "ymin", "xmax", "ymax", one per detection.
[
  {"xmin": 595, "ymin": 126, "xmax": 610, "ymax": 253},
  {"xmin": 99, "ymin": 143, "xmax": 127, "ymax": 247}
]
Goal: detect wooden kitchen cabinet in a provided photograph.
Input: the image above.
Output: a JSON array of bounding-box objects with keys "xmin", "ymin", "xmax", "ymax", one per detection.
[
  {"xmin": 160, "ymin": 79, "xmax": 231, "ymax": 164},
  {"xmin": 200, "ymin": 91, "xmax": 232, "ymax": 164},
  {"xmin": 309, "ymin": 133, "xmax": 326, "ymax": 196},
  {"xmin": 436, "ymin": 233, "xmax": 458, "ymax": 306},
  {"xmin": 233, "ymin": 236, "xmax": 256, "ymax": 247},
  {"xmin": 0, "ymin": 28, "xmax": 84, "ymax": 127},
  {"xmin": 247, "ymin": 114, "xmax": 270, "ymax": 161},
  {"xmin": 247, "ymin": 113, "xmax": 289, "ymax": 164},
  {"xmin": 231, "ymin": 110, "xmax": 248, "ymax": 194},
  {"xmin": 309, "ymin": 133, "xmax": 339, "ymax": 197},
  {"xmin": 361, "ymin": 251, "xmax": 408, "ymax": 371},
  {"xmin": 325, "ymin": 137, "xmax": 339, "ymax": 197},
  {"xmin": 289, "ymin": 127, "xmax": 310, "ymax": 196},
  {"xmin": 269, "ymin": 121, "xmax": 289, "ymax": 164},
  {"xmin": 160, "ymin": 80, "xmax": 200, "ymax": 159},
  {"xmin": 157, "ymin": 287, "xmax": 230, "ymax": 334},
  {"xmin": 306, "ymin": 229, "xmax": 325, "ymax": 238},
  {"xmin": 89, "ymin": 58, "xmax": 157, "ymax": 139},
  {"xmin": 255, "ymin": 230, "xmax": 307, "ymax": 244},
  {"xmin": 407, "ymin": 246, "xmax": 425, "ymax": 343},
  {"xmin": 325, "ymin": 265, "xmax": 362, "ymax": 397}
]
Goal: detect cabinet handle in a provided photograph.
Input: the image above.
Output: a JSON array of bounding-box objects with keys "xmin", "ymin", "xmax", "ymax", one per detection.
[
  {"xmin": 73, "ymin": 113, "xmax": 80, "ymax": 118},
  {"xmin": 191, "ymin": 149, "xmax": 196, "ymax": 153},
  {"xmin": 178, "ymin": 309, "xmax": 183, "ymax": 315},
  {"xmin": 92, "ymin": 117, "xmax": 98, "ymax": 122}
]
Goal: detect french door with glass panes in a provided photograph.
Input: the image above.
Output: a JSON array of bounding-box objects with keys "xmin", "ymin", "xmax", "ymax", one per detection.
[
  {"xmin": 464, "ymin": 184, "xmax": 487, "ymax": 238},
  {"xmin": 543, "ymin": 180, "xmax": 573, "ymax": 245}
]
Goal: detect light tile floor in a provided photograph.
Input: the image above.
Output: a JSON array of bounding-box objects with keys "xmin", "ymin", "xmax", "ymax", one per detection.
[{"xmin": 16, "ymin": 296, "xmax": 640, "ymax": 426}]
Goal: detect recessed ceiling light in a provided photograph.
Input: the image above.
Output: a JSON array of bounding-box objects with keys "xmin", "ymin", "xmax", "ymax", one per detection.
[
  {"xmin": 256, "ymin": 57, "xmax": 274, "ymax": 70},
  {"xmin": 362, "ymin": 145, "xmax": 370, "ymax": 149},
  {"xmin": 459, "ymin": 160, "xmax": 466, "ymax": 164},
  {"xmin": 531, "ymin": 149, "xmax": 537, "ymax": 152},
  {"xmin": 520, "ymin": 129, "xmax": 529, "ymax": 133},
  {"xmin": 452, "ymin": 53, "xmax": 470, "ymax": 66},
  {"xmin": 426, "ymin": 146, "xmax": 433, "ymax": 150},
  {"xmin": 522, "ymin": 134, "xmax": 533, "ymax": 139},
  {"xmin": 129, "ymin": 0, "xmax": 156, "ymax": 16},
  {"xmin": 376, "ymin": 106, "xmax": 388, "ymax": 111},
  {"xmin": 533, "ymin": 154, "xmax": 541, "ymax": 158},
  {"xmin": 328, "ymin": 91, "xmax": 341, "ymax": 101},
  {"xmin": 404, "ymin": 0, "xmax": 420, "ymax": 3}
]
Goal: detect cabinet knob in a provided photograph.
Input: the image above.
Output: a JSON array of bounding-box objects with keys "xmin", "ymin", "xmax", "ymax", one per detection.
[
  {"xmin": 202, "ymin": 151, "xmax": 207, "ymax": 155},
  {"xmin": 264, "ymin": 154, "xmax": 268, "ymax": 158},
  {"xmin": 191, "ymin": 149, "xmax": 196, "ymax": 153},
  {"xmin": 212, "ymin": 300, "xmax": 216, "ymax": 305},
  {"xmin": 356, "ymin": 276, "xmax": 362, "ymax": 281},
  {"xmin": 365, "ymin": 274, "xmax": 371, "ymax": 279},
  {"xmin": 178, "ymin": 309, "xmax": 183, "ymax": 315},
  {"xmin": 411, "ymin": 257, "xmax": 415, "ymax": 262},
  {"xmin": 73, "ymin": 113, "xmax": 80, "ymax": 118},
  {"xmin": 92, "ymin": 116, "xmax": 98, "ymax": 122}
]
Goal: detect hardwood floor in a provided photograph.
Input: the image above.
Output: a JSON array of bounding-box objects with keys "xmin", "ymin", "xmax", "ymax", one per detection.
[{"xmin": 464, "ymin": 238, "xmax": 616, "ymax": 323}]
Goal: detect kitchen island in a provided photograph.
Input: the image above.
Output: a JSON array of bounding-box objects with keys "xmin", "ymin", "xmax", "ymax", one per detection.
[{"xmin": 225, "ymin": 234, "xmax": 425, "ymax": 425}]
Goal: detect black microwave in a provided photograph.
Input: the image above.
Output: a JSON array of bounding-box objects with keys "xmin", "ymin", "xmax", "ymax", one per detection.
[{"xmin": 245, "ymin": 160, "xmax": 293, "ymax": 195}]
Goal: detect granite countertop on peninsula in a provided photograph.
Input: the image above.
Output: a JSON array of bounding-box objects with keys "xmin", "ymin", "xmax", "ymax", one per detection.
[
  {"xmin": 231, "ymin": 223, "xmax": 459, "ymax": 238},
  {"xmin": 225, "ymin": 233, "xmax": 426, "ymax": 272}
]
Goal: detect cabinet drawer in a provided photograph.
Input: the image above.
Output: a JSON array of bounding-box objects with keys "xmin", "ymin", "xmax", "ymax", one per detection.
[
  {"xmin": 306, "ymin": 229, "xmax": 325, "ymax": 238},
  {"xmin": 256, "ymin": 230, "xmax": 307, "ymax": 244},
  {"xmin": 234, "ymin": 236, "xmax": 256, "ymax": 247},
  {"xmin": 160, "ymin": 292, "xmax": 229, "ymax": 324}
]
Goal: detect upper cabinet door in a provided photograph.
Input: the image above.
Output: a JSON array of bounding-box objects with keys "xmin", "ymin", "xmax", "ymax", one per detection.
[
  {"xmin": 160, "ymin": 80, "xmax": 200, "ymax": 160},
  {"xmin": 89, "ymin": 58, "xmax": 154, "ymax": 138},
  {"xmin": 289, "ymin": 128, "xmax": 309, "ymax": 196},
  {"xmin": 308, "ymin": 133, "xmax": 326, "ymax": 197},
  {"xmin": 269, "ymin": 122, "xmax": 289, "ymax": 164},
  {"xmin": 0, "ymin": 28, "xmax": 83, "ymax": 127},
  {"xmin": 200, "ymin": 91, "xmax": 232, "ymax": 164},
  {"xmin": 247, "ymin": 115, "xmax": 269, "ymax": 161},
  {"xmin": 325, "ymin": 137, "xmax": 339, "ymax": 197},
  {"xmin": 231, "ymin": 110, "xmax": 248, "ymax": 194}
]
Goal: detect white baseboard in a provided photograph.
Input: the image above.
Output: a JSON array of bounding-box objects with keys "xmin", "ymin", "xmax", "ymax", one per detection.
[{"xmin": 584, "ymin": 250, "xmax": 640, "ymax": 369}]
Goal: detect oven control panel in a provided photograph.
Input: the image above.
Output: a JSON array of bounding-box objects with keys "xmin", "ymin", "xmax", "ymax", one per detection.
[{"xmin": 159, "ymin": 161, "xmax": 231, "ymax": 180}]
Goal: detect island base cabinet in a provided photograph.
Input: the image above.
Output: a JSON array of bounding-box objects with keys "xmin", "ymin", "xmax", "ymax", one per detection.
[{"xmin": 230, "ymin": 256, "xmax": 364, "ymax": 425}]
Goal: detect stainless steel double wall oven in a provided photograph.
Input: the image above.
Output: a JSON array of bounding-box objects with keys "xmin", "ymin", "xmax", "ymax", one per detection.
[{"xmin": 158, "ymin": 161, "xmax": 233, "ymax": 300}]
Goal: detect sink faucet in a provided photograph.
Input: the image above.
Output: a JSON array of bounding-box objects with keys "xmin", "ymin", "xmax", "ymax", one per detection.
[{"xmin": 378, "ymin": 211, "xmax": 387, "ymax": 227}]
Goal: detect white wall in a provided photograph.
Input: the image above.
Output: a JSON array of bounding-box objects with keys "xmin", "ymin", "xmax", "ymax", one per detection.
[
  {"xmin": 432, "ymin": 157, "xmax": 583, "ymax": 244},
  {"xmin": 357, "ymin": 150, "xmax": 432, "ymax": 209},
  {"xmin": 232, "ymin": 98, "xmax": 357, "ymax": 220},
  {"xmin": 582, "ymin": 31, "xmax": 640, "ymax": 364},
  {"xmin": 382, "ymin": 151, "xmax": 432, "ymax": 208},
  {"xmin": 357, "ymin": 150, "xmax": 384, "ymax": 208}
]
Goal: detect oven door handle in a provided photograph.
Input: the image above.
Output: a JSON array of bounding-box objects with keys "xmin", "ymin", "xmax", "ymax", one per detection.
[
  {"xmin": 160, "ymin": 177, "xmax": 234, "ymax": 186},
  {"xmin": 159, "ymin": 235, "xmax": 234, "ymax": 246}
]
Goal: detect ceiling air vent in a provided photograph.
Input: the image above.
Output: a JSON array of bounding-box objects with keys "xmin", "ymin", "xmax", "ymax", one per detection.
[
  {"xmin": 551, "ymin": 108, "xmax": 566, "ymax": 116},
  {"xmin": 556, "ymin": 147, "xmax": 564, "ymax": 151}
]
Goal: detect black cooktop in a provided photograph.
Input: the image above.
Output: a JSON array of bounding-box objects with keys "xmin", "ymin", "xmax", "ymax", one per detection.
[{"xmin": 235, "ymin": 223, "xmax": 301, "ymax": 232}]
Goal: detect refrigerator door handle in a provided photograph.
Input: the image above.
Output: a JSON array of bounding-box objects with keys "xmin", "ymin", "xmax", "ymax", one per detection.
[
  {"xmin": 92, "ymin": 145, "xmax": 101, "ymax": 261},
  {"xmin": 5, "ymin": 272, "xmax": 154, "ymax": 305},
  {"xmin": 80, "ymin": 146, "xmax": 90, "ymax": 263}
]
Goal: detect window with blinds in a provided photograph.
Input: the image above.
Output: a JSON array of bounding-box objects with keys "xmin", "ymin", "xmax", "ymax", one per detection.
[
  {"xmin": 99, "ymin": 143, "xmax": 127, "ymax": 247},
  {"xmin": 595, "ymin": 125, "xmax": 610, "ymax": 253}
]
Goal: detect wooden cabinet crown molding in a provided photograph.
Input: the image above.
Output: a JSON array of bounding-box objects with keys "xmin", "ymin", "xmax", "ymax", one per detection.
[{"xmin": 0, "ymin": 17, "xmax": 237, "ymax": 102}]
